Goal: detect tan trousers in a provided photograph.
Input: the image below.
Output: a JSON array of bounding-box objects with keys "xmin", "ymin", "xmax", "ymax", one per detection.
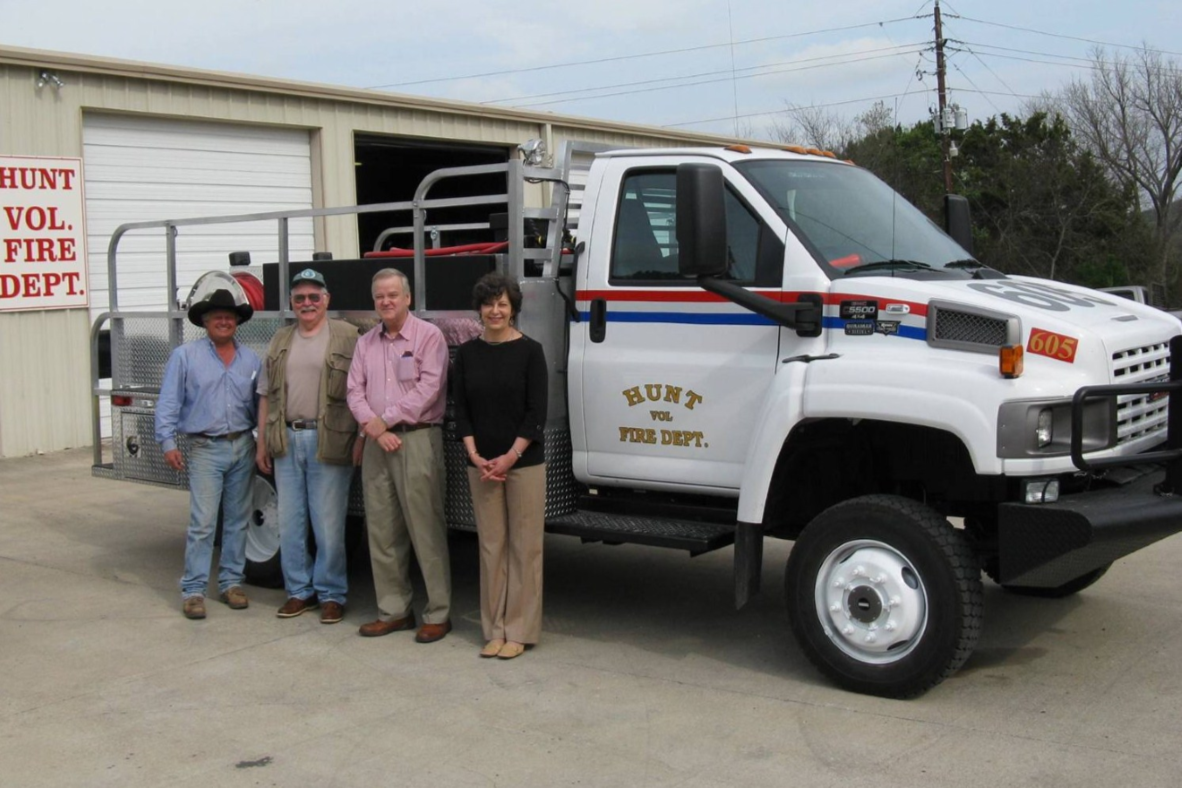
[
  {"xmin": 361, "ymin": 428, "xmax": 451, "ymax": 624},
  {"xmin": 467, "ymin": 463, "xmax": 546, "ymax": 644}
]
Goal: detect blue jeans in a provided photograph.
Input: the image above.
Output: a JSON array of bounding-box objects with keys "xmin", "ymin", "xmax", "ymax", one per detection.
[
  {"xmin": 274, "ymin": 427, "xmax": 352, "ymax": 604},
  {"xmin": 181, "ymin": 433, "xmax": 255, "ymax": 598}
]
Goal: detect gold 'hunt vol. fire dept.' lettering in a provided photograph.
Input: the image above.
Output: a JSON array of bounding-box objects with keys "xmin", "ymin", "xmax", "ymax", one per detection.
[{"xmin": 617, "ymin": 383, "xmax": 708, "ymax": 449}]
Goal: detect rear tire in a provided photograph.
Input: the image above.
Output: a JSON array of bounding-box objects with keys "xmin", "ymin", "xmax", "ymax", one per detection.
[
  {"xmin": 785, "ymin": 495, "xmax": 983, "ymax": 698},
  {"xmin": 243, "ymin": 475, "xmax": 283, "ymax": 588}
]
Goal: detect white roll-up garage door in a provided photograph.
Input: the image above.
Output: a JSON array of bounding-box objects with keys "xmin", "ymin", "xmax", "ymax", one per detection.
[{"xmin": 83, "ymin": 113, "xmax": 315, "ymax": 315}]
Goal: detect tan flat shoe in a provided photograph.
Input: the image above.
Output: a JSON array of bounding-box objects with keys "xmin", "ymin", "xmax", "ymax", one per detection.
[
  {"xmin": 480, "ymin": 639, "xmax": 505, "ymax": 658},
  {"xmin": 497, "ymin": 641, "xmax": 526, "ymax": 660}
]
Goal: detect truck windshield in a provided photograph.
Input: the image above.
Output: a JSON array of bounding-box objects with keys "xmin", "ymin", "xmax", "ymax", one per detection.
[{"xmin": 733, "ymin": 159, "xmax": 979, "ymax": 279}]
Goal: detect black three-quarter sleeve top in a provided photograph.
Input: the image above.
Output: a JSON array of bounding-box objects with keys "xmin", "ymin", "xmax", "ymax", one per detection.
[{"xmin": 452, "ymin": 334, "xmax": 548, "ymax": 468}]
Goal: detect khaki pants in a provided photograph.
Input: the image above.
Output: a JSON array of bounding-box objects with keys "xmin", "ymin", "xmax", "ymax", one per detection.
[
  {"xmin": 361, "ymin": 428, "xmax": 450, "ymax": 624},
  {"xmin": 467, "ymin": 463, "xmax": 546, "ymax": 644}
]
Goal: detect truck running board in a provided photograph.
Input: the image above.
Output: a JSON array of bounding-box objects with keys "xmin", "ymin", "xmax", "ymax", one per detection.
[{"xmin": 544, "ymin": 510, "xmax": 736, "ymax": 556}]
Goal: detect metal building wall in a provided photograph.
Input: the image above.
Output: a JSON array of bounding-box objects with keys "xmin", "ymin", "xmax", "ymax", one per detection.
[{"xmin": 0, "ymin": 47, "xmax": 736, "ymax": 456}]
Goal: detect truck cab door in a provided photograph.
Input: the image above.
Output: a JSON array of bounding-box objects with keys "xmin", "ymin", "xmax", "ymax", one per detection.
[{"xmin": 571, "ymin": 157, "xmax": 786, "ymax": 492}]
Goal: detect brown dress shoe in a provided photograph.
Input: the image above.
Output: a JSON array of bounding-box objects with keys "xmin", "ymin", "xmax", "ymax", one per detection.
[
  {"xmin": 276, "ymin": 596, "xmax": 318, "ymax": 618},
  {"xmin": 358, "ymin": 613, "xmax": 416, "ymax": 637},
  {"xmin": 219, "ymin": 586, "xmax": 249, "ymax": 610},
  {"xmin": 415, "ymin": 620, "xmax": 452, "ymax": 643},
  {"xmin": 182, "ymin": 596, "xmax": 206, "ymax": 620},
  {"xmin": 480, "ymin": 639, "xmax": 505, "ymax": 658},
  {"xmin": 320, "ymin": 601, "xmax": 345, "ymax": 624}
]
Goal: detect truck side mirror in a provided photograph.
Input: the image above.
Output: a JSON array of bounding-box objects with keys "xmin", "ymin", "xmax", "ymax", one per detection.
[
  {"xmin": 944, "ymin": 194, "xmax": 973, "ymax": 254},
  {"xmin": 676, "ymin": 163, "xmax": 727, "ymax": 277}
]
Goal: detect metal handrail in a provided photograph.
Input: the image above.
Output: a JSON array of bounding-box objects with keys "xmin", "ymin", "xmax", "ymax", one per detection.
[{"xmin": 90, "ymin": 311, "xmax": 111, "ymax": 468}]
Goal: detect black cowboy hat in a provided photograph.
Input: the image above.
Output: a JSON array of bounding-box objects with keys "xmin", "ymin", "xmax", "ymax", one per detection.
[{"xmin": 187, "ymin": 288, "xmax": 254, "ymax": 327}]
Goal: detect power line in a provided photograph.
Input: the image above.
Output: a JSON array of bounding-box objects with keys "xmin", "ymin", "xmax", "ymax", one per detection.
[
  {"xmin": 504, "ymin": 48, "xmax": 926, "ymax": 109},
  {"xmin": 954, "ymin": 40, "xmax": 1095, "ymax": 65},
  {"xmin": 481, "ymin": 43, "xmax": 926, "ymax": 106},
  {"xmin": 665, "ymin": 90, "xmax": 928, "ymax": 128},
  {"xmin": 951, "ymin": 63, "xmax": 1003, "ymax": 114},
  {"xmin": 727, "ymin": 1, "xmax": 740, "ymax": 137},
  {"xmin": 938, "ymin": 12, "xmax": 1022, "ymax": 104},
  {"xmin": 961, "ymin": 49, "xmax": 1021, "ymax": 99},
  {"xmin": 893, "ymin": 50, "xmax": 925, "ymax": 123},
  {"xmin": 950, "ymin": 14, "xmax": 1182, "ymax": 59},
  {"xmin": 950, "ymin": 49, "xmax": 1106, "ymax": 74},
  {"xmin": 946, "ymin": 85, "xmax": 1044, "ymax": 100},
  {"xmin": 952, "ymin": 40, "xmax": 1182, "ymax": 80},
  {"xmin": 365, "ymin": 16, "xmax": 922, "ymax": 89}
]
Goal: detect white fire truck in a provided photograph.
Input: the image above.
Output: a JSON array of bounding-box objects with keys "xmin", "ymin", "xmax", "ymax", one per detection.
[{"xmin": 91, "ymin": 140, "xmax": 1182, "ymax": 698}]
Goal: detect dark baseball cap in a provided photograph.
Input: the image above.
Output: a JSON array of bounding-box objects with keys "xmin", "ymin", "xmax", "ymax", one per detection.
[{"xmin": 292, "ymin": 268, "xmax": 327, "ymax": 288}]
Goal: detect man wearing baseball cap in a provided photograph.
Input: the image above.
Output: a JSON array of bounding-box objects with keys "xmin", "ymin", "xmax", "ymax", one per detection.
[
  {"xmin": 256, "ymin": 268, "xmax": 362, "ymax": 624},
  {"xmin": 155, "ymin": 288, "xmax": 262, "ymax": 620}
]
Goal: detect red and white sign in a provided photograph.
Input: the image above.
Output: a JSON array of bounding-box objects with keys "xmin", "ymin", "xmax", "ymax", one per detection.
[
  {"xmin": 0, "ymin": 155, "xmax": 89, "ymax": 311},
  {"xmin": 1027, "ymin": 327, "xmax": 1079, "ymax": 363}
]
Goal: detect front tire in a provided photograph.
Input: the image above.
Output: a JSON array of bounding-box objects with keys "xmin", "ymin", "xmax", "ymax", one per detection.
[
  {"xmin": 785, "ymin": 495, "xmax": 983, "ymax": 698},
  {"xmin": 243, "ymin": 474, "xmax": 283, "ymax": 588}
]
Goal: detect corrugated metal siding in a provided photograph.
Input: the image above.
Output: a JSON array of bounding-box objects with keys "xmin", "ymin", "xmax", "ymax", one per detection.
[
  {"xmin": 0, "ymin": 309, "xmax": 92, "ymax": 457},
  {"xmin": 0, "ymin": 52, "xmax": 734, "ymax": 456},
  {"xmin": 83, "ymin": 113, "xmax": 315, "ymax": 314}
]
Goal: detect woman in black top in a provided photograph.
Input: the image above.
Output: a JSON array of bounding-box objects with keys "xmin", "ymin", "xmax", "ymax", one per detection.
[{"xmin": 453, "ymin": 272, "xmax": 548, "ymax": 659}]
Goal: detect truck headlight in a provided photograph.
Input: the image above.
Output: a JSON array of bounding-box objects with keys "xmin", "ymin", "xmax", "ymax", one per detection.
[
  {"xmin": 1036, "ymin": 408, "xmax": 1053, "ymax": 448},
  {"xmin": 998, "ymin": 398, "xmax": 1115, "ymax": 458}
]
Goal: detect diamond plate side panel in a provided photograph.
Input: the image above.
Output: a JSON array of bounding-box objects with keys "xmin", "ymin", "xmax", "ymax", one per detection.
[
  {"xmin": 113, "ymin": 409, "xmax": 209, "ymax": 488},
  {"xmin": 112, "ymin": 317, "xmax": 177, "ymax": 390},
  {"xmin": 443, "ymin": 425, "xmax": 577, "ymax": 527},
  {"xmin": 541, "ymin": 428, "xmax": 578, "ymax": 519},
  {"xmin": 112, "ymin": 315, "xmax": 286, "ymax": 389}
]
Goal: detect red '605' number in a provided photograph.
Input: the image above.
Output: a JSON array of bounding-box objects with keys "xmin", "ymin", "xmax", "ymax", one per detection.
[{"xmin": 1027, "ymin": 328, "xmax": 1079, "ymax": 363}]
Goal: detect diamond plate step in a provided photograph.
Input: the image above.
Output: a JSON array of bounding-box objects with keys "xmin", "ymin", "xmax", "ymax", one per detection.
[{"xmin": 545, "ymin": 510, "xmax": 736, "ymax": 555}]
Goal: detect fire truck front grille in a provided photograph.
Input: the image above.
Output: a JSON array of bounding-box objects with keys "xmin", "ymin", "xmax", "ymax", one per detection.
[{"xmin": 1111, "ymin": 342, "xmax": 1170, "ymax": 445}]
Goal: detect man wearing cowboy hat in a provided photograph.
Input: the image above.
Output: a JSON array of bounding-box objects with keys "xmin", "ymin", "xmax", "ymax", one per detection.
[{"xmin": 155, "ymin": 288, "xmax": 262, "ymax": 620}]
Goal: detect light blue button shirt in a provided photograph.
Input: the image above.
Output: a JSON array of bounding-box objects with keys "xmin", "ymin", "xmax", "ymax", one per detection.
[{"xmin": 155, "ymin": 337, "xmax": 262, "ymax": 453}]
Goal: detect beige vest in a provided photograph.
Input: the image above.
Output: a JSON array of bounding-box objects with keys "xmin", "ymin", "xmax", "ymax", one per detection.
[{"xmin": 262, "ymin": 318, "xmax": 360, "ymax": 465}]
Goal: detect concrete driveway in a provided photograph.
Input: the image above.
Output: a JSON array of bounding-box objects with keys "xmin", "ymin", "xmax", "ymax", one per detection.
[{"xmin": 2, "ymin": 448, "xmax": 1181, "ymax": 787}]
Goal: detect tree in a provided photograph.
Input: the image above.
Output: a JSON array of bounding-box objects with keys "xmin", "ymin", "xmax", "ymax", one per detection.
[
  {"xmin": 769, "ymin": 103, "xmax": 852, "ymax": 152},
  {"xmin": 1057, "ymin": 47, "xmax": 1182, "ymax": 297},
  {"xmin": 841, "ymin": 112, "xmax": 1151, "ymax": 287},
  {"xmin": 770, "ymin": 100, "xmax": 896, "ymax": 153},
  {"xmin": 957, "ymin": 113, "xmax": 1149, "ymax": 286}
]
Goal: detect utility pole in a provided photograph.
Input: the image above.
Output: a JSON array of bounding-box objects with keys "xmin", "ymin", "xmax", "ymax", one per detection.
[{"xmin": 934, "ymin": 0, "xmax": 954, "ymax": 193}]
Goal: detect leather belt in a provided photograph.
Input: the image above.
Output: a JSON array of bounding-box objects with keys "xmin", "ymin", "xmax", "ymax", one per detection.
[
  {"xmin": 390, "ymin": 422, "xmax": 437, "ymax": 433},
  {"xmin": 194, "ymin": 430, "xmax": 246, "ymax": 441},
  {"xmin": 287, "ymin": 419, "xmax": 317, "ymax": 430}
]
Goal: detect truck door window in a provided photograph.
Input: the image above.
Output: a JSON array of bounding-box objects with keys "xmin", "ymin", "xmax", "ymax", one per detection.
[{"xmin": 610, "ymin": 169, "xmax": 782, "ymax": 286}]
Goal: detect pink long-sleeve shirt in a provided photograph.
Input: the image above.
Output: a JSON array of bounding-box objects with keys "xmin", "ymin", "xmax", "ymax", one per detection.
[{"xmin": 347, "ymin": 313, "xmax": 448, "ymax": 428}]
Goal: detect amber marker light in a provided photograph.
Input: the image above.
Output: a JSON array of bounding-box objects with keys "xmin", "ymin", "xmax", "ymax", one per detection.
[
  {"xmin": 999, "ymin": 344, "xmax": 1024, "ymax": 379},
  {"xmin": 725, "ymin": 144, "xmax": 752, "ymax": 154}
]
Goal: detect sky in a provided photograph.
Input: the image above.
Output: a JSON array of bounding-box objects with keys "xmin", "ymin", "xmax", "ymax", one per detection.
[{"xmin": 1, "ymin": 0, "xmax": 1180, "ymax": 141}]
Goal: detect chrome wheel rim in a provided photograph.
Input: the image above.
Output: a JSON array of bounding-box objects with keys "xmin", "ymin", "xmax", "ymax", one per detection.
[
  {"xmin": 244, "ymin": 476, "xmax": 280, "ymax": 564},
  {"xmin": 814, "ymin": 539, "xmax": 928, "ymax": 664}
]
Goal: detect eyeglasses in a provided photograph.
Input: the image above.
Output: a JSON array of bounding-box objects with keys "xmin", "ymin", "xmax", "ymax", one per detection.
[{"xmin": 292, "ymin": 293, "xmax": 324, "ymax": 304}]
